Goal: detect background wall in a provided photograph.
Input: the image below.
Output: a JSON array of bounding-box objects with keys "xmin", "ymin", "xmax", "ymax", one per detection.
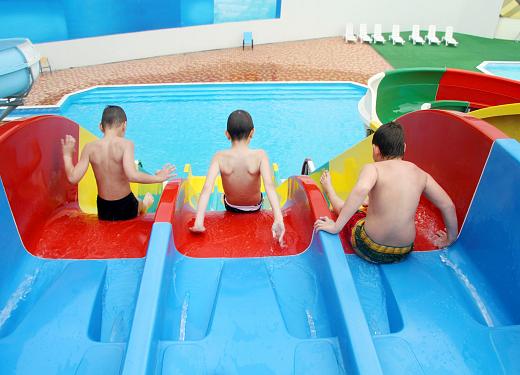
[
  {"xmin": 495, "ymin": 17, "xmax": 520, "ymax": 40},
  {"xmin": 33, "ymin": 0, "xmax": 504, "ymax": 70}
]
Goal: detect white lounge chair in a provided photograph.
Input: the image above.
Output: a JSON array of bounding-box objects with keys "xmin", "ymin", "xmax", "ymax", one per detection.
[
  {"xmin": 389, "ymin": 24, "xmax": 405, "ymax": 45},
  {"xmin": 372, "ymin": 24, "xmax": 385, "ymax": 44},
  {"xmin": 345, "ymin": 23, "xmax": 357, "ymax": 43},
  {"xmin": 441, "ymin": 26, "xmax": 459, "ymax": 46},
  {"xmin": 409, "ymin": 25, "xmax": 425, "ymax": 45},
  {"xmin": 358, "ymin": 24, "xmax": 373, "ymax": 44},
  {"xmin": 426, "ymin": 25, "xmax": 441, "ymax": 45}
]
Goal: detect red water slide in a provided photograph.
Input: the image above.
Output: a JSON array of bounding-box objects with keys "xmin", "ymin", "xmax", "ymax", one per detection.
[{"xmin": 0, "ymin": 116, "xmax": 152, "ymax": 259}]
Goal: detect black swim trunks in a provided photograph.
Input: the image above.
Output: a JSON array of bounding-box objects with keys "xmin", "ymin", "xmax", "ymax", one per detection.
[
  {"xmin": 97, "ymin": 192, "xmax": 139, "ymax": 221},
  {"xmin": 223, "ymin": 194, "xmax": 263, "ymax": 213}
]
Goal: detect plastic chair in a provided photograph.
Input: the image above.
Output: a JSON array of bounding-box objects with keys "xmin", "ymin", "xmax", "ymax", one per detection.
[
  {"xmin": 409, "ymin": 25, "xmax": 425, "ymax": 45},
  {"xmin": 358, "ymin": 24, "xmax": 373, "ymax": 44},
  {"xmin": 39, "ymin": 56, "xmax": 52, "ymax": 74},
  {"xmin": 441, "ymin": 26, "xmax": 459, "ymax": 46},
  {"xmin": 243, "ymin": 32, "xmax": 253, "ymax": 50},
  {"xmin": 389, "ymin": 25, "xmax": 405, "ymax": 45},
  {"xmin": 372, "ymin": 24, "xmax": 386, "ymax": 44},
  {"xmin": 345, "ymin": 23, "xmax": 357, "ymax": 43},
  {"xmin": 426, "ymin": 25, "xmax": 441, "ymax": 45}
]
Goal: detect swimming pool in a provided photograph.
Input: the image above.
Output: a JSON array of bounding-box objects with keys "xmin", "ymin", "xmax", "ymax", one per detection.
[
  {"xmin": 477, "ymin": 61, "xmax": 520, "ymax": 81},
  {"xmin": 0, "ymin": 0, "xmax": 281, "ymax": 43},
  {"xmin": 15, "ymin": 82, "xmax": 366, "ymax": 178}
]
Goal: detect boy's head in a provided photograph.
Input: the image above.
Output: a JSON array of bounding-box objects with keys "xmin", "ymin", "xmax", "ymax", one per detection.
[
  {"xmin": 372, "ymin": 121, "xmax": 405, "ymax": 160},
  {"xmin": 226, "ymin": 110, "xmax": 254, "ymax": 141},
  {"xmin": 101, "ymin": 105, "xmax": 127, "ymax": 130}
]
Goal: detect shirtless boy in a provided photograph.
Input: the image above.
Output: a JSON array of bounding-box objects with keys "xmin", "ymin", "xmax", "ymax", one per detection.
[
  {"xmin": 189, "ymin": 109, "xmax": 285, "ymax": 245},
  {"xmin": 61, "ymin": 105, "xmax": 175, "ymax": 221},
  {"xmin": 314, "ymin": 121, "xmax": 458, "ymax": 263}
]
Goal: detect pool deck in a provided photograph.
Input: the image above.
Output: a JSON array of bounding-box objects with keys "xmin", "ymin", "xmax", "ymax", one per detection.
[{"xmin": 25, "ymin": 37, "xmax": 391, "ymax": 106}]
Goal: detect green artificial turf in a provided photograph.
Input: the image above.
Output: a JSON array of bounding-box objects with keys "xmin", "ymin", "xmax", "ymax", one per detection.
[{"xmin": 371, "ymin": 32, "xmax": 520, "ymax": 71}]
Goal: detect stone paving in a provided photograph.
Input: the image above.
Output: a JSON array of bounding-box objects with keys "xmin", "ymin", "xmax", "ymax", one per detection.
[{"xmin": 25, "ymin": 37, "xmax": 392, "ymax": 106}]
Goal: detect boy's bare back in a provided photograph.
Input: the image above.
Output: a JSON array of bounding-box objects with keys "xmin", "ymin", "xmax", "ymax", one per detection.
[
  {"xmin": 85, "ymin": 137, "xmax": 133, "ymax": 201},
  {"xmin": 216, "ymin": 148, "xmax": 265, "ymax": 206},
  {"xmin": 364, "ymin": 160, "xmax": 427, "ymax": 246}
]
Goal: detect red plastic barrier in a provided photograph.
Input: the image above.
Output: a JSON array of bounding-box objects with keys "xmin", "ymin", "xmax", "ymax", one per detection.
[
  {"xmin": 399, "ymin": 110, "xmax": 508, "ymax": 247},
  {"xmin": 0, "ymin": 115, "xmax": 152, "ymax": 259},
  {"xmin": 437, "ymin": 69, "xmax": 520, "ymax": 109},
  {"xmin": 163, "ymin": 176, "xmax": 330, "ymax": 258}
]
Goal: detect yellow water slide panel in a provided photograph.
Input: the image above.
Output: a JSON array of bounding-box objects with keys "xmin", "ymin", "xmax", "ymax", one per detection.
[
  {"xmin": 310, "ymin": 135, "xmax": 374, "ymax": 200},
  {"xmin": 471, "ymin": 103, "xmax": 520, "ymax": 141}
]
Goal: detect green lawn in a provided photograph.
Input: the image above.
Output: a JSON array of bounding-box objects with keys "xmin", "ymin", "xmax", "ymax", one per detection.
[{"xmin": 371, "ymin": 32, "xmax": 520, "ymax": 71}]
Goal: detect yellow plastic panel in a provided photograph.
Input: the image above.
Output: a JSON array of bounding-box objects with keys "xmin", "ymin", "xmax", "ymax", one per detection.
[
  {"xmin": 470, "ymin": 103, "xmax": 520, "ymax": 141},
  {"xmin": 78, "ymin": 127, "xmax": 98, "ymax": 214},
  {"xmin": 310, "ymin": 135, "xmax": 374, "ymax": 200}
]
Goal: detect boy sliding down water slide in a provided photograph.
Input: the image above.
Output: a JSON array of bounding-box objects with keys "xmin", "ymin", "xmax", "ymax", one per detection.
[
  {"xmin": 189, "ymin": 109, "xmax": 286, "ymax": 246},
  {"xmin": 61, "ymin": 105, "xmax": 175, "ymax": 221},
  {"xmin": 314, "ymin": 121, "xmax": 458, "ymax": 264}
]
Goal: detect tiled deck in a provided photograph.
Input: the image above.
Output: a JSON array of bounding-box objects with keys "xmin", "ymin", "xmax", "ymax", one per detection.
[{"xmin": 25, "ymin": 37, "xmax": 392, "ymax": 106}]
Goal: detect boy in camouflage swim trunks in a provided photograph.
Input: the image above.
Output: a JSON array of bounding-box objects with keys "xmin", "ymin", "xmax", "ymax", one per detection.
[{"xmin": 314, "ymin": 122, "xmax": 458, "ymax": 263}]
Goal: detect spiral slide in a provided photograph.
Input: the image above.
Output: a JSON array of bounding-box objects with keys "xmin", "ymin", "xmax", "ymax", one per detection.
[
  {"xmin": 0, "ymin": 38, "xmax": 40, "ymax": 120},
  {"xmin": 358, "ymin": 67, "xmax": 520, "ymax": 137}
]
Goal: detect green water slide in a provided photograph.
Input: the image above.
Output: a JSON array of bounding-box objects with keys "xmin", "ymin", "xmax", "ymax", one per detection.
[{"xmin": 375, "ymin": 68, "xmax": 445, "ymax": 124}]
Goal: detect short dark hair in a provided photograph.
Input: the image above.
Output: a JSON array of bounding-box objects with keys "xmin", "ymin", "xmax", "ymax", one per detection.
[
  {"xmin": 101, "ymin": 105, "xmax": 127, "ymax": 129},
  {"xmin": 372, "ymin": 121, "xmax": 405, "ymax": 158},
  {"xmin": 227, "ymin": 110, "xmax": 254, "ymax": 141}
]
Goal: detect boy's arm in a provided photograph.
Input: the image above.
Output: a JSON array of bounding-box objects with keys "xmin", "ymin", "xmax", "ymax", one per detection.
[
  {"xmin": 314, "ymin": 164, "xmax": 377, "ymax": 234},
  {"xmin": 62, "ymin": 135, "xmax": 90, "ymax": 184},
  {"xmin": 123, "ymin": 142, "xmax": 175, "ymax": 183},
  {"xmin": 423, "ymin": 173, "xmax": 458, "ymax": 247},
  {"xmin": 259, "ymin": 151, "xmax": 285, "ymax": 245},
  {"xmin": 190, "ymin": 154, "xmax": 220, "ymax": 232}
]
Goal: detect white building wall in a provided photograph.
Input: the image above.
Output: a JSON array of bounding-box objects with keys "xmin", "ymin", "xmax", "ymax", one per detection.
[
  {"xmin": 494, "ymin": 17, "xmax": 520, "ymax": 40},
  {"xmin": 36, "ymin": 0, "xmax": 504, "ymax": 70}
]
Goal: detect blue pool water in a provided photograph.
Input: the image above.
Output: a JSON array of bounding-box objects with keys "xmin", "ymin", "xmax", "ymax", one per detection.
[
  {"xmin": 480, "ymin": 62, "xmax": 520, "ymax": 81},
  {"xmin": 16, "ymin": 83, "xmax": 366, "ymax": 178},
  {"xmin": 0, "ymin": 0, "xmax": 280, "ymax": 43}
]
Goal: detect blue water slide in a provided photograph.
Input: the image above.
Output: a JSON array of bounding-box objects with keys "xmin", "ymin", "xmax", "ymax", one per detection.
[
  {"xmin": 346, "ymin": 138, "xmax": 520, "ymax": 374},
  {"xmin": 0, "ymin": 38, "xmax": 40, "ymax": 120}
]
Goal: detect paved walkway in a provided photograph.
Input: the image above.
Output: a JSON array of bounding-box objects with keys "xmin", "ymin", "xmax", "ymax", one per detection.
[{"xmin": 26, "ymin": 37, "xmax": 392, "ymax": 105}]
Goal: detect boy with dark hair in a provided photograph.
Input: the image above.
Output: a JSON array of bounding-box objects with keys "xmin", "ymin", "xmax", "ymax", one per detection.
[
  {"xmin": 314, "ymin": 121, "xmax": 458, "ymax": 263},
  {"xmin": 61, "ymin": 105, "xmax": 175, "ymax": 221},
  {"xmin": 190, "ymin": 109, "xmax": 285, "ymax": 245}
]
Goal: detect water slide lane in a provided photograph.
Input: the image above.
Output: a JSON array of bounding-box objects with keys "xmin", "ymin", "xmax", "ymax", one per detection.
[
  {"xmin": 348, "ymin": 138, "xmax": 520, "ymax": 374},
  {"xmin": 309, "ymin": 108, "xmax": 508, "ymax": 253},
  {"xmin": 122, "ymin": 177, "xmax": 383, "ymax": 374},
  {"xmin": 0, "ymin": 115, "xmax": 164, "ymax": 374}
]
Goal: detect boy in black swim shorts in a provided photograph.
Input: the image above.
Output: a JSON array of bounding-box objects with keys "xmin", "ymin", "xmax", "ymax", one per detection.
[{"xmin": 61, "ymin": 105, "xmax": 175, "ymax": 221}]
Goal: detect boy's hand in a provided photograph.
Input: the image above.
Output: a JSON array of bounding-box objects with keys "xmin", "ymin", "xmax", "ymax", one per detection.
[
  {"xmin": 61, "ymin": 135, "xmax": 76, "ymax": 156},
  {"xmin": 272, "ymin": 220, "xmax": 285, "ymax": 247},
  {"xmin": 433, "ymin": 229, "xmax": 453, "ymax": 248},
  {"xmin": 155, "ymin": 164, "xmax": 176, "ymax": 182},
  {"xmin": 189, "ymin": 222, "xmax": 206, "ymax": 233},
  {"xmin": 314, "ymin": 216, "xmax": 339, "ymax": 234}
]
